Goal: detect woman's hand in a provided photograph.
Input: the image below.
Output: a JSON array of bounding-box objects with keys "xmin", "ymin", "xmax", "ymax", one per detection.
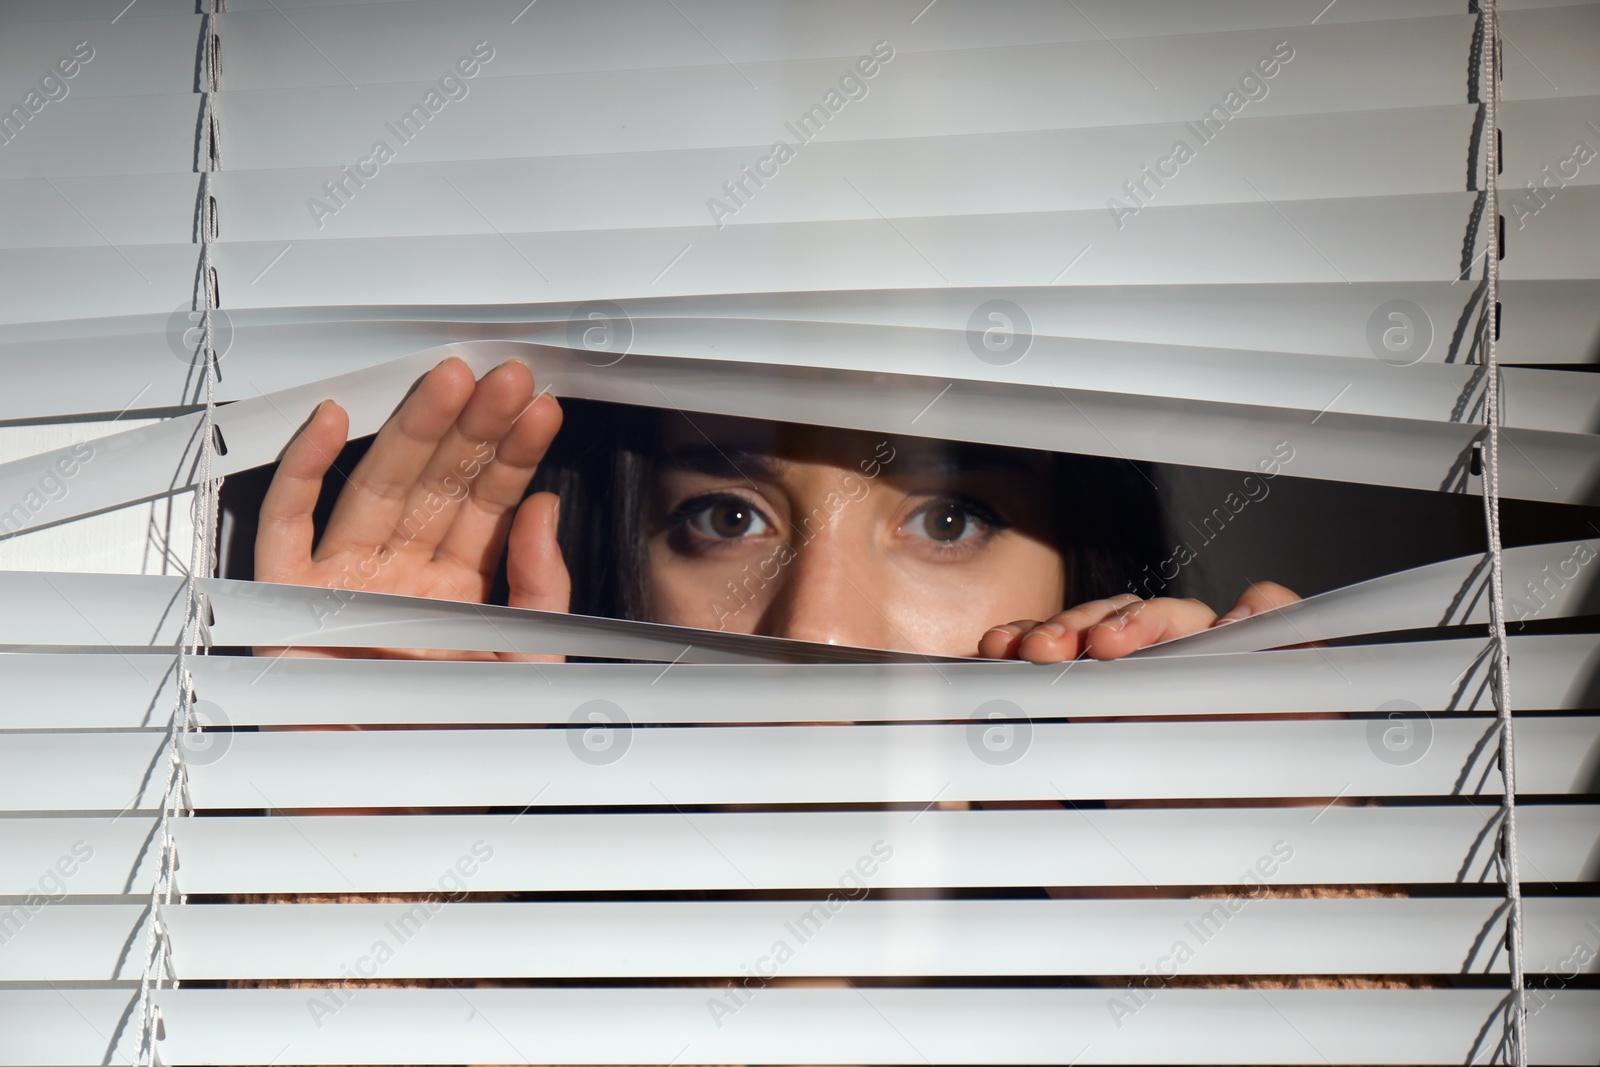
[
  {"xmin": 977, "ymin": 581, "xmax": 1301, "ymax": 663},
  {"xmin": 254, "ymin": 356, "xmax": 568, "ymax": 661}
]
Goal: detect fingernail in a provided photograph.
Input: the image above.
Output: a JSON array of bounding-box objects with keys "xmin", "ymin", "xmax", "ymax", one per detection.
[
  {"xmin": 1033, "ymin": 621, "xmax": 1066, "ymax": 638},
  {"xmin": 983, "ymin": 625, "xmax": 1023, "ymax": 647},
  {"xmin": 1220, "ymin": 606, "xmax": 1252, "ymax": 623},
  {"xmin": 297, "ymin": 400, "xmax": 328, "ymax": 435},
  {"xmin": 551, "ymin": 495, "xmax": 562, "ymax": 530},
  {"xmin": 1101, "ymin": 614, "xmax": 1130, "ymax": 632}
]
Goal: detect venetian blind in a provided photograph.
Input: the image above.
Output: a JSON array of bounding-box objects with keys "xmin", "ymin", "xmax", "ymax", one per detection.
[{"xmin": 0, "ymin": 2, "xmax": 1597, "ymax": 1064}]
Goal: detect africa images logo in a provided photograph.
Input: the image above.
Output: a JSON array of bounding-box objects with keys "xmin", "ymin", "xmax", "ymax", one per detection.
[
  {"xmin": 306, "ymin": 41, "xmax": 496, "ymax": 230},
  {"xmin": 705, "ymin": 40, "xmax": 896, "ymax": 228},
  {"xmin": 1106, "ymin": 40, "xmax": 1296, "ymax": 229},
  {"xmin": 0, "ymin": 41, "xmax": 96, "ymax": 149}
]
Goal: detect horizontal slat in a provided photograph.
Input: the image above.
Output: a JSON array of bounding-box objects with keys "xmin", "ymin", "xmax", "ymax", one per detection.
[
  {"xmin": 7, "ymin": 987, "xmax": 1596, "ymax": 1065},
  {"xmin": 0, "ymin": 731, "xmax": 171, "ymax": 811},
  {"xmin": 0, "ymin": 815, "xmax": 161, "ymax": 896},
  {"xmin": 177, "ymin": 632, "xmax": 1600, "ymax": 721},
  {"xmin": 210, "ymin": 0, "xmax": 1557, "ymax": 93},
  {"xmin": 0, "ymin": 0, "xmax": 218, "ymax": 19},
  {"xmin": 170, "ymin": 108, "xmax": 1479, "ymax": 246},
  {"xmin": 0, "ymin": 18, "xmax": 193, "ymax": 104},
  {"xmin": 2, "ymin": 0, "xmax": 1586, "ymax": 29},
  {"xmin": 4, "ymin": 277, "xmax": 1596, "ymax": 425},
  {"xmin": 1500, "ymin": 95, "xmax": 1600, "ymax": 194},
  {"xmin": 0, "ymin": 651, "xmax": 181, "ymax": 729},
  {"xmin": 1500, "ymin": 184, "xmax": 1600, "ymax": 280},
  {"xmin": 18, "ymin": 103, "xmax": 1465, "ymax": 248},
  {"xmin": 277, "ymin": 316, "xmax": 1591, "ymax": 433},
  {"xmin": 0, "ymin": 634, "xmax": 1562, "ymax": 730},
  {"xmin": 1502, "ymin": 3, "xmax": 1600, "ymax": 101},
  {"xmin": 4, "ymin": 803, "xmax": 1595, "ymax": 896},
  {"xmin": 1, "ymin": 715, "xmax": 1529, "ymax": 810},
  {"xmin": 2, "ymin": 1, "xmax": 1492, "ymax": 106},
  {"xmin": 0, "ymin": 902, "xmax": 154, "ymax": 980},
  {"xmin": 1498, "ymin": 280, "xmax": 1600, "ymax": 364},
  {"xmin": 0, "ymin": 173, "xmax": 199, "ymax": 251},
  {"xmin": 170, "ymin": 717, "xmax": 1594, "ymax": 807},
  {"xmin": 5, "ymin": 803, "xmax": 1594, "ymax": 899},
  {"xmin": 0, "ymin": 192, "xmax": 1493, "ymax": 324},
  {"xmin": 75, "ymin": 315, "xmax": 1579, "ymax": 433},
  {"xmin": 8, "ymin": 897, "xmax": 1598, "ymax": 982},
  {"xmin": 211, "ymin": 19, "xmax": 1478, "ymax": 172},
  {"xmin": 0, "ymin": 285, "xmax": 1506, "ymax": 420},
  {"xmin": 5, "ymin": 344, "xmax": 1599, "ymax": 554},
  {"xmin": 142, "ymin": 635, "xmax": 1600, "ymax": 727},
  {"xmin": 0, "ymin": 93, "xmax": 199, "ymax": 182},
  {"xmin": 226, "ymin": 193, "xmax": 1492, "ymax": 300}
]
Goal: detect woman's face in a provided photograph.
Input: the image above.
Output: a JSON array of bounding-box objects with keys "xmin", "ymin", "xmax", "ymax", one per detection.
[{"xmin": 644, "ymin": 413, "xmax": 1067, "ymax": 657}]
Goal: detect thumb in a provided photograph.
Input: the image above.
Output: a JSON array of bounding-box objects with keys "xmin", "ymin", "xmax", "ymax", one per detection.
[
  {"xmin": 506, "ymin": 491, "xmax": 570, "ymax": 614},
  {"xmin": 502, "ymin": 492, "xmax": 570, "ymax": 664},
  {"xmin": 1216, "ymin": 580, "xmax": 1301, "ymax": 623}
]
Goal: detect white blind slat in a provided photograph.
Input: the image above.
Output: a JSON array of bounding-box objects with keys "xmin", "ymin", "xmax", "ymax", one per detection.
[
  {"xmin": 7, "ymin": 276, "xmax": 1598, "ymax": 426},
  {"xmin": 11, "ymin": 898, "xmax": 1598, "ymax": 982},
  {"xmin": 7, "ymin": 987, "xmax": 1590, "ymax": 1066},
  {"xmin": 5, "ymin": 804, "xmax": 1596, "ymax": 896},
  {"xmin": 150, "ymin": 717, "xmax": 1596, "ymax": 808}
]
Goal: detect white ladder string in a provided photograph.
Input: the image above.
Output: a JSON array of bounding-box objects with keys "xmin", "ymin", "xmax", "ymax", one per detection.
[
  {"xmin": 1477, "ymin": 2, "xmax": 1527, "ymax": 1064},
  {"xmin": 132, "ymin": 3, "xmax": 225, "ymax": 1063}
]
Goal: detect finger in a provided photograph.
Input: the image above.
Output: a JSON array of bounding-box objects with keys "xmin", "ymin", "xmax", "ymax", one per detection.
[
  {"xmin": 1217, "ymin": 580, "xmax": 1302, "ymax": 623},
  {"xmin": 501, "ymin": 492, "xmax": 570, "ymax": 664},
  {"xmin": 317, "ymin": 357, "xmax": 477, "ymax": 558},
  {"xmin": 978, "ymin": 619, "xmax": 1042, "ymax": 659},
  {"xmin": 1084, "ymin": 597, "xmax": 1218, "ymax": 660},
  {"xmin": 506, "ymin": 492, "xmax": 570, "ymax": 612},
  {"xmin": 256, "ymin": 400, "xmax": 349, "ymax": 583},
  {"xmin": 1014, "ymin": 594, "xmax": 1142, "ymax": 664},
  {"xmin": 433, "ymin": 389, "xmax": 563, "ymax": 577},
  {"xmin": 394, "ymin": 360, "xmax": 537, "ymax": 557}
]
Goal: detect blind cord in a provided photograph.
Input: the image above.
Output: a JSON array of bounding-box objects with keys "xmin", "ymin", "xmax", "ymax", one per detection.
[
  {"xmin": 1478, "ymin": 2, "xmax": 1528, "ymax": 1064},
  {"xmin": 134, "ymin": 4, "xmax": 225, "ymax": 1063}
]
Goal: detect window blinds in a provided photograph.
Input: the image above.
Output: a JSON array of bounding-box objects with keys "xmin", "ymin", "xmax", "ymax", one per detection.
[{"xmin": 1, "ymin": 2, "xmax": 1598, "ymax": 1065}]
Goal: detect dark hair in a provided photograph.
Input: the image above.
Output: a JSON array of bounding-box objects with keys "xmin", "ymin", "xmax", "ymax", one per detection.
[{"xmin": 512, "ymin": 398, "xmax": 1168, "ymax": 624}]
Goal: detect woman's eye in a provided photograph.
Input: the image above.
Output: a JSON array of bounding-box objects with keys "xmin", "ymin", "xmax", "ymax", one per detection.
[
  {"xmin": 905, "ymin": 497, "xmax": 1003, "ymax": 544},
  {"xmin": 685, "ymin": 497, "xmax": 771, "ymax": 540}
]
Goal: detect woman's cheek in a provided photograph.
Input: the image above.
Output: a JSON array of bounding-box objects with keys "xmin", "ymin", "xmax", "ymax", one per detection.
[
  {"xmin": 880, "ymin": 563, "xmax": 1061, "ymax": 657},
  {"xmin": 648, "ymin": 547, "xmax": 767, "ymax": 633}
]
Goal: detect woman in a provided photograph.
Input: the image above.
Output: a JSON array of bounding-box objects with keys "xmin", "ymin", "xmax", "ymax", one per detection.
[{"xmin": 255, "ymin": 356, "xmax": 1298, "ymax": 658}]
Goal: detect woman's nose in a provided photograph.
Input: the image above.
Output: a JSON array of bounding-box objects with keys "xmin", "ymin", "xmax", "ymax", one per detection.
[{"xmin": 755, "ymin": 530, "xmax": 893, "ymax": 650}]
